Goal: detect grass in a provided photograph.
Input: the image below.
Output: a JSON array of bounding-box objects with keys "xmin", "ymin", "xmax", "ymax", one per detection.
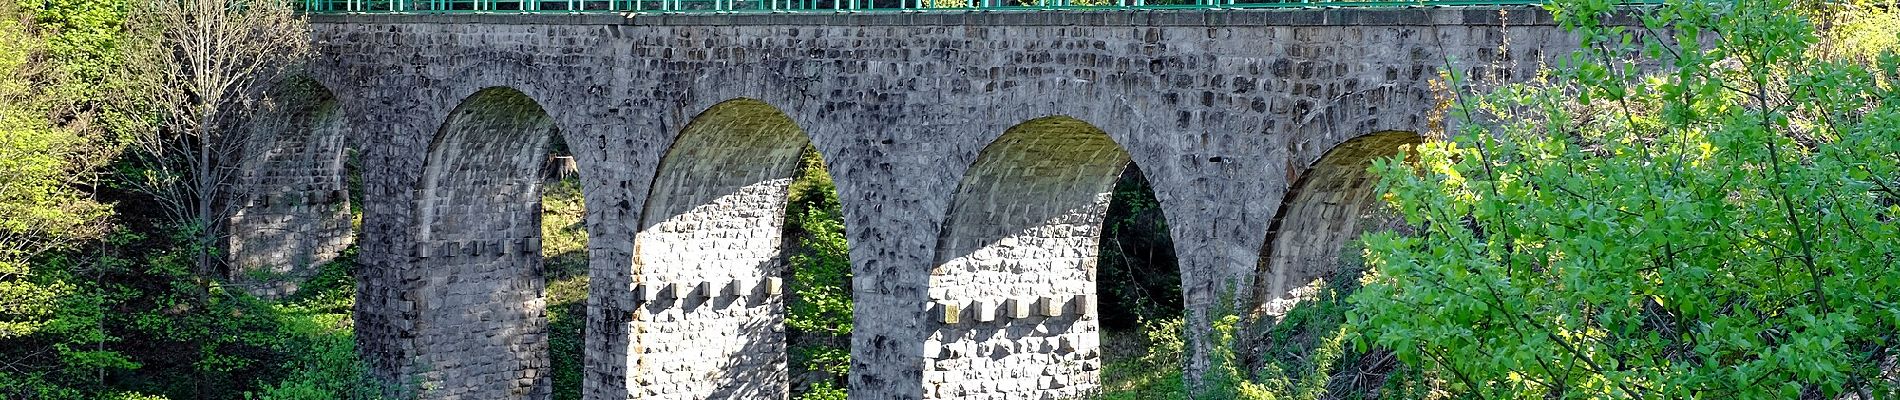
[{"xmin": 541, "ymin": 178, "xmax": 588, "ymax": 400}]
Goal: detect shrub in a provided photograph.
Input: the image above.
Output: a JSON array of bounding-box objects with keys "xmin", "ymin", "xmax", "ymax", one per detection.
[{"xmin": 1349, "ymin": 0, "xmax": 1900, "ymax": 397}]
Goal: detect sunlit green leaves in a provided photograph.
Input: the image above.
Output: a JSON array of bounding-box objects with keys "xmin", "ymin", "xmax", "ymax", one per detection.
[
  {"xmin": 784, "ymin": 148, "xmax": 855, "ymax": 396},
  {"xmin": 1349, "ymin": 0, "xmax": 1900, "ymax": 397},
  {"xmin": 0, "ymin": 0, "xmax": 113, "ymax": 345}
]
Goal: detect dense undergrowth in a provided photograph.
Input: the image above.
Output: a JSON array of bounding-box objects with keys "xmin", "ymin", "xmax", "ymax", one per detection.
[
  {"xmin": 1094, "ymin": 239, "xmax": 1434, "ymax": 400},
  {"xmin": 782, "ymin": 149, "xmax": 854, "ymax": 400}
]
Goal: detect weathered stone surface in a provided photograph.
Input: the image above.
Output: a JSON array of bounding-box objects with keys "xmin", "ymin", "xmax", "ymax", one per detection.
[
  {"xmin": 230, "ymin": 80, "xmax": 355, "ymax": 298},
  {"xmin": 412, "ymin": 87, "xmax": 559, "ymax": 399},
  {"xmin": 1255, "ymin": 131, "xmax": 1422, "ymax": 317},
  {"xmin": 631, "ymin": 99, "xmax": 806, "ymax": 399},
  {"xmin": 297, "ymin": 7, "xmax": 1595, "ymax": 400},
  {"xmin": 928, "ymin": 116, "xmax": 1125, "ymax": 399}
]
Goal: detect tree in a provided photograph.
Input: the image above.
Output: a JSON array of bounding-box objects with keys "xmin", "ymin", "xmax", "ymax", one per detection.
[
  {"xmin": 0, "ymin": 0, "xmax": 115, "ymax": 342},
  {"xmin": 1349, "ymin": 0, "xmax": 1900, "ymax": 397},
  {"xmin": 112, "ymin": 1, "xmax": 313, "ymax": 397},
  {"xmin": 117, "ymin": 0, "xmax": 312, "ymax": 285}
]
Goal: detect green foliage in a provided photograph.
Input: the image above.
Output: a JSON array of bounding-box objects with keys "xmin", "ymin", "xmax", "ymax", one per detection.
[
  {"xmin": 795, "ymin": 381, "xmax": 848, "ymax": 400},
  {"xmin": 15, "ymin": 0, "xmax": 128, "ymax": 107},
  {"xmin": 1097, "ymin": 165, "xmax": 1184, "ymax": 331},
  {"xmin": 1232, "ymin": 241, "xmax": 1425, "ymax": 400},
  {"xmin": 1349, "ymin": 0, "xmax": 1900, "ymax": 397},
  {"xmin": 3, "ymin": 229, "xmax": 383, "ymax": 399},
  {"xmin": 2, "ymin": 1, "xmax": 381, "ymax": 398},
  {"xmin": 247, "ymin": 246, "xmax": 385, "ymax": 400},
  {"xmin": 791, "ymin": 345, "xmax": 851, "ymax": 383},
  {"xmin": 279, "ymin": 246, "xmax": 359, "ymax": 314},
  {"xmin": 247, "ymin": 307, "xmax": 380, "ymax": 400},
  {"xmin": 1815, "ymin": 1, "xmax": 1900, "ymax": 65},
  {"xmin": 1094, "ymin": 241, "xmax": 1437, "ymax": 400},
  {"xmin": 784, "ymin": 147, "xmax": 853, "ymax": 395},
  {"xmin": 785, "ymin": 148, "xmax": 852, "ymax": 337},
  {"xmin": 1097, "ymin": 318, "xmax": 1190, "ymax": 400},
  {"xmin": 0, "ymin": 0, "xmax": 114, "ymax": 350}
]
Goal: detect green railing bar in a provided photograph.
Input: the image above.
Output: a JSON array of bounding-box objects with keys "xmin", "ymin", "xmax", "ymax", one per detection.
[{"xmin": 301, "ymin": 0, "xmax": 1649, "ymax": 13}]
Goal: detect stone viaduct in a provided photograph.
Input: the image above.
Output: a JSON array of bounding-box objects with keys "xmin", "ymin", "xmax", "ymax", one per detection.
[{"xmin": 232, "ymin": 6, "xmax": 1595, "ymax": 399}]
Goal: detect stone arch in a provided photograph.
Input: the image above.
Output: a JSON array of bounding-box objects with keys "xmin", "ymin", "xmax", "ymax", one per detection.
[
  {"xmin": 630, "ymin": 98, "xmax": 818, "ymax": 399},
  {"xmin": 412, "ymin": 86, "xmax": 561, "ymax": 399},
  {"xmin": 928, "ymin": 116, "xmax": 1133, "ymax": 399},
  {"xmin": 229, "ymin": 77, "xmax": 355, "ymax": 299},
  {"xmin": 1254, "ymin": 131, "xmax": 1422, "ymax": 315}
]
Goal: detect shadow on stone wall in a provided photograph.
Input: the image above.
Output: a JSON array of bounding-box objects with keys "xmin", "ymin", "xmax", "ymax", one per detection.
[
  {"xmin": 1252, "ymin": 131, "xmax": 1421, "ymax": 316},
  {"xmin": 411, "ymin": 86, "xmax": 562, "ymax": 400},
  {"xmin": 926, "ymin": 115, "xmax": 1132, "ymax": 399},
  {"xmin": 230, "ymin": 76, "xmax": 357, "ymax": 299},
  {"xmin": 629, "ymin": 98, "xmax": 810, "ymax": 399}
]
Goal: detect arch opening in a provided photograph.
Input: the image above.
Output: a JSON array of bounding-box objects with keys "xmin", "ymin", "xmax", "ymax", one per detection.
[
  {"xmin": 1254, "ymin": 131, "xmax": 1421, "ymax": 316},
  {"xmin": 631, "ymin": 98, "xmax": 849, "ymax": 399},
  {"xmin": 1095, "ymin": 164, "xmax": 1182, "ymax": 333},
  {"xmin": 1238, "ymin": 131, "xmax": 1421, "ymax": 389},
  {"xmin": 229, "ymin": 77, "xmax": 357, "ymax": 299},
  {"xmin": 542, "ymin": 133, "xmax": 591, "ymax": 400},
  {"xmin": 928, "ymin": 116, "xmax": 1139, "ymax": 399},
  {"xmin": 413, "ymin": 87, "xmax": 562, "ymax": 399}
]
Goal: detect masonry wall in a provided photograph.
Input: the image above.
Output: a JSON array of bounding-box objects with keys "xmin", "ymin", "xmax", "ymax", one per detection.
[
  {"xmin": 630, "ymin": 99, "xmax": 808, "ymax": 399},
  {"xmin": 230, "ymin": 82, "xmax": 355, "ymax": 298},
  {"xmin": 1255, "ymin": 131, "xmax": 1421, "ymax": 316},
  {"xmin": 927, "ymin": 117, "xmax": 1125, "ymax": 399},
  {"xmin": 411, "ymin": 87, "xmax": 557, "ymax": 399},
  {"xmin": 305, "ymin": 8, "xmax": 1585, "ymax": 399}
]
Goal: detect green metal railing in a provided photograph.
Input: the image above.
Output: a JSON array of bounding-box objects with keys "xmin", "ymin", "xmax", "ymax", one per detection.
[{"xmin": 300, "ymin": 0, "xmax": 1575, "ymax": 13}]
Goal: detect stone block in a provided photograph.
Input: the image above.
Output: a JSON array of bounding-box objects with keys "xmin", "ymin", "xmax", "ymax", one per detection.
[
  {"xmin": 922, "ymin": 340, "xmax": 944, "ymax": 359},
  {"xmin": 1037, "ymin": 296, "xmax": 1062, "ymax": 317},
  {"xmin": 1074, "ymin": 294, "xmax": 1096, "ymax": 317},
  {"xmin": 939, "ymin": 302, "xmax": 961, "ymax": 324},
  {"xmin": 635, "ymin": 283, "xmax": 660, "ymax": 302},
  {"xmin": 973, "ymin": 300, "xmax": 996, "ymax": 323},
  {"xmin": 735, "ymin": 279, "xmax": 756, "ymax": 296},
  {"xmin": 1006, "ymin": 297, "xmax": 1032, "ymax": 319}
]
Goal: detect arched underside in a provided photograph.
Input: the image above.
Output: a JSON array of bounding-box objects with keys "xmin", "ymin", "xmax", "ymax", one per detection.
[
  {"xmin": 413, "ymin": 87, "xmax": 559, "ymax": 400},
  {"xmin": 928, "ymin": 116, "xmax": 1131, "ymax": 400},
  {"xmin": 1255, "ymin": 131, "xmax": 1421, "ymax": 316},
  {"xmin": 229, "ymin": 78, "xmax": 354, "ymax": 299},
  {"xmin": 630, "ymin": 98, "xmax": 811, "ymax": 399}
]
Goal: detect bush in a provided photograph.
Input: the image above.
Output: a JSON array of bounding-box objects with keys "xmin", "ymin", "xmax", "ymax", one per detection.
[
  {"xmin": 784, "ymin": 148, "xmax": 853, "ymax": 395},
  {"xmin": 1349, "ymin": 0, "xmax": 1900, "ymax": 397}
]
